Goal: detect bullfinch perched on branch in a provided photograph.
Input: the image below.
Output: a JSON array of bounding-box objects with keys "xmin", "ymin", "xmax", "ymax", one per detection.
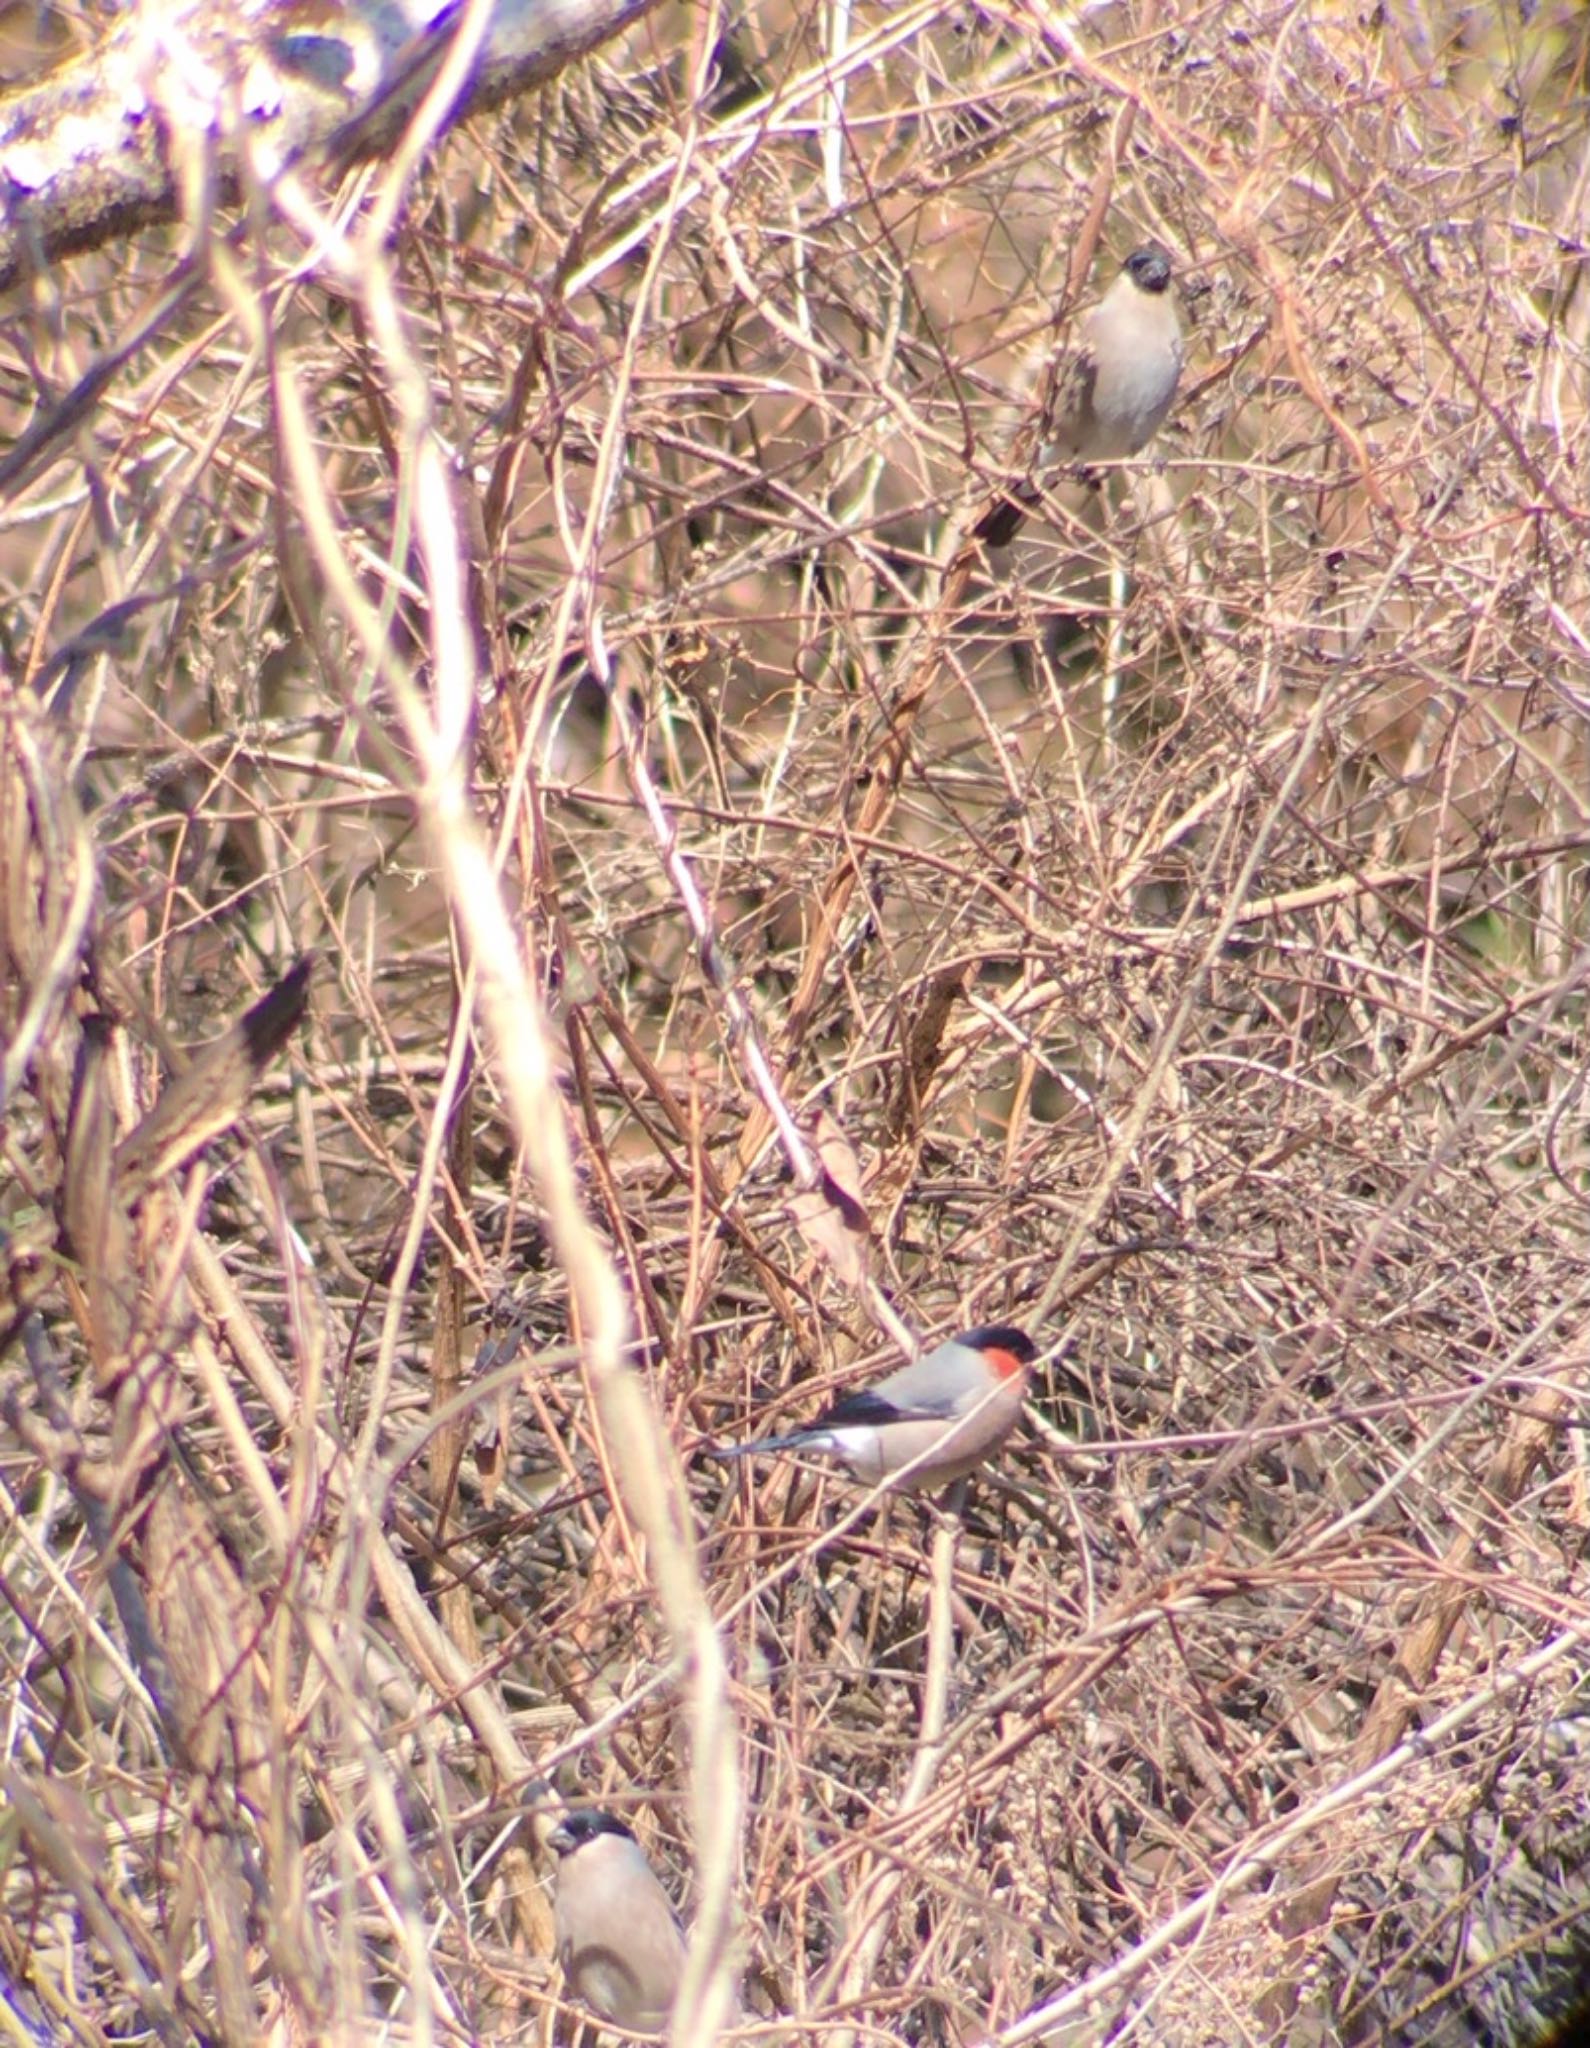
[
  {"xmin": 714, "ymin": 1326, "xmax": 1037, "ymax": 1491},
  {"xmin": 548, "ymin": 1809, "xmax": 687, "ymax": 2033},
  {"xmin": 975, "ymin": 241, "xmax": 1184, "ymax": 546}
]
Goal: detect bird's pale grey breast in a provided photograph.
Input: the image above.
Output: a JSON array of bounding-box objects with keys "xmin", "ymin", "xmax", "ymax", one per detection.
[{"xmin": 1049, "ymin": 241, "xmax": 1184, "ymax": 463}]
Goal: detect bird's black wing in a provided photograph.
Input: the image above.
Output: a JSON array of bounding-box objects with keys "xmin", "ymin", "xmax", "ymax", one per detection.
[{"xmin": 816, "ymin": 1388, "xmax": 947, "ymax": 1428}]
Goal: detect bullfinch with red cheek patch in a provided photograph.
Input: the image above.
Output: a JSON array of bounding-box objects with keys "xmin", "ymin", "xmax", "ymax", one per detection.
[{"xmin": 714, "ymin": 1326, "xmax": 1037, "ymax": 1492}]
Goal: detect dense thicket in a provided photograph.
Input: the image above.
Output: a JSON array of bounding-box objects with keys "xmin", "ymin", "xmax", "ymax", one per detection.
[{"xmin": 2, "ymin": 4, "xmax": 1589, "ymax": 2042}]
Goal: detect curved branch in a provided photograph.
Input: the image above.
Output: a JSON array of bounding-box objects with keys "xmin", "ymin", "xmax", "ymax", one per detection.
[{"xmin": 0, "ymin": 0, "xmax": 660, "ymax": 291}]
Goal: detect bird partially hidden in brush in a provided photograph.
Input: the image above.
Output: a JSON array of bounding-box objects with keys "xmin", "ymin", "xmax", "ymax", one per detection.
[
  {"xmin": 548, "ymin": 1809, "xmax": 689, "ymax": 2034},
  {"xmin": 713, "ymin": 1326, "xmax": 1037, "ymax": 1492},
  {"xmin": 974, "ymin": 241, "xmax": 1184, "ymax": 548}
]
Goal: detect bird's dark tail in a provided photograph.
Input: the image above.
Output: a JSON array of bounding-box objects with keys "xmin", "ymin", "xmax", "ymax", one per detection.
[{"xmin": 710, "ymin": 1433, "xmax": 810, "ymax": 1461}]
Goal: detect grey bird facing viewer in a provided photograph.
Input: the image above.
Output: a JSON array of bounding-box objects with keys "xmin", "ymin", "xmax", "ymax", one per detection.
[
  {"xmin": 714, "ymin": 1325, "xmax": 1037, "ymax": 1492},
  {"xmin": 975, "ymin": 241, "xmax": 1184, "ymax": 546},
  {"xmin": 549, "ymin": 1809, "xmax": 687, "ymax": 2033}
]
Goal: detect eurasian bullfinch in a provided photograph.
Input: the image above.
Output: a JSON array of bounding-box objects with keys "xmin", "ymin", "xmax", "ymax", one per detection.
[
  {"xmin": 976, "ymin": 242, "xmax": 1184, "ymax": 545},
  {"xmin": 548, "ymin": 1808, "xmax": 686, "ymax": 2032},
  {"xmin": 714, "ymin": 1325, "xmax": 1037, "ymax": 1491}
]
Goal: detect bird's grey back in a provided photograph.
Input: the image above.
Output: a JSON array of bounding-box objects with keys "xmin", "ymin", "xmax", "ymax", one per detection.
[{"xmin": 869, "ymin": 1340, "xmax": 987, "ymax": 1416}]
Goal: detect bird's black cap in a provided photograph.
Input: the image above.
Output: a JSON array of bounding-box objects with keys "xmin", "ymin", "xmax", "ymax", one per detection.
[
  {"xmin": 550, "ymin": 1808, "xmax": 636, "ymax": 1853},
  {"xmin": 960, "ymin": 1326, "xmax": 1038, "ymax": 1364},
  {"xmin": 1124, "ymin": 243, "xmax": 1173, "ymax": 293}
]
